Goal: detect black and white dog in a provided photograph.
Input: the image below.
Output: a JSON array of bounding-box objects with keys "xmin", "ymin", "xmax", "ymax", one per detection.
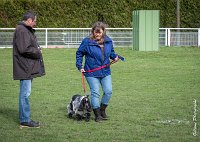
[{"xmin": 67, "ymin": 94, "xmax": 92, "ymax": 121}]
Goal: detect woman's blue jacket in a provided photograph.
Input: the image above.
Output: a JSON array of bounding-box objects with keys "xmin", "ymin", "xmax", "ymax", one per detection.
[{"xmin": 76, "ymin": 35, "xmax": 117, "ymax": 77}]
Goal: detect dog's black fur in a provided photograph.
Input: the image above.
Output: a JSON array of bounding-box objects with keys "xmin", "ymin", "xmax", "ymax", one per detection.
[{"xmin": 67, "ymin": 94, "xmax": 92, "ymax": 121}]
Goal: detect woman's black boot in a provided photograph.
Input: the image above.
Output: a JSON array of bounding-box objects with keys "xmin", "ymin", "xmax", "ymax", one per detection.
[
  {"xmin": 100, "ymin": 103, "xmax": 108, "ymax": 120},
  {"xmin": 93, "ymin": 108, "xmax": 103, "ymax": 122}
]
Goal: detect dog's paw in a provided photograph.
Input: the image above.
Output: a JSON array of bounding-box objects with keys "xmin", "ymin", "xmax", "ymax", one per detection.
[
  {"xmin": 68, "ymin": 113, "xmax": 73, "ymax": 118},
  {"xmin": 85, "ymin": 114, "xmax": 90, "ymax": 122},
  {"xmin": 76, "ymin": 114, "xmax": 83, "ymax": 121},
  {"xmin": 85, "ymin": 117, "xmax": 90, "ymax": 122}
]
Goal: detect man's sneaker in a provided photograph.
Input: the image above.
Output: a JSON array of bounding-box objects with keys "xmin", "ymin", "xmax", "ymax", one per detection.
[
  {"xmin": 20, "ymin": 120, "xmax": 40, "ymax": 128},
  {"xmin": 30, "ymin": 120, "xmax": 40, "ymax": 125}
]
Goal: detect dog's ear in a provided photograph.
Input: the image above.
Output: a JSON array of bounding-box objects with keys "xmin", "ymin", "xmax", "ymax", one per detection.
[
  {"xmin": 84, "ymin": 97, "xmax": 92, "ymax": 112},
  {"xmin": 72, "ymin": 94, "xmax": 79, "ymax": 101},
  {"xmin": 78, "ymin": 99, "xmax": 85, "ymax": 111}
]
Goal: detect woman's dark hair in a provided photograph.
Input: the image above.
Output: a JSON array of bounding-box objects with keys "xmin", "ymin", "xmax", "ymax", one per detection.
[
  {"xmin": 22, "ymin": 10, "xmax": 36, "ymax": 21},
  {"xmin": 90, "ymin": 21, "xmax": 107, "ymax": 41}
]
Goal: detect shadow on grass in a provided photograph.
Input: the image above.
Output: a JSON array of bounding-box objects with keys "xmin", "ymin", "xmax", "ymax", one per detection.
[{"xmin": 0, "ymin": 107, "xmax": 18, "ymax": 124}]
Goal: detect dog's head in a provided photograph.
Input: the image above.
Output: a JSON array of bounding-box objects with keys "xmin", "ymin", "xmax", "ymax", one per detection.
[{"xmin": 79, "ymin": 95, "xmax": 92, "ymax": 112}]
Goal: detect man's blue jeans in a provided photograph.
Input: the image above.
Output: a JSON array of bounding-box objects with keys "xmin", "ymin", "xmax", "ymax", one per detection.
[
  {"xmin": 19, "ymin": 79, "xmax": 32, "ymax": 123},
  {"xmin": 86, "ymin": 75, "xmax": 112, "ymax": 109}
]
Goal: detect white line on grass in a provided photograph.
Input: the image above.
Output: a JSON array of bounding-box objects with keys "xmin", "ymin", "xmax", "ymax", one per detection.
[
  {"xmin": 155, "ymin": 119, "xmax": 190, "ymax": 125},
  {"xmin": 155, "ymin": 99, "xmax": 198, "ymax": 137},
  {"xmin": 192, "ymin": 99, "xmax": 197, "ymax": 136}
]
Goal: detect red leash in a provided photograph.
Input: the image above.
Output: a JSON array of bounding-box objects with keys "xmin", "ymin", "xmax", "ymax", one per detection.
[
  {"xmin": 81, "ymin": 62, "xmax": 113, "ymax": 93},
  {"xmin": 81, "ymin": 55, "xmax": 125, "ymax": 93},
  {"xmin": 82, "ymin": 72, "xmax": 87, "ymax": 93}
]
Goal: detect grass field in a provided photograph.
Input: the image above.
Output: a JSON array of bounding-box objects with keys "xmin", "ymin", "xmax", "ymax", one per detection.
[{"xmin": 0, "ymin": 47, "xmax": 199, "ymax": 142}]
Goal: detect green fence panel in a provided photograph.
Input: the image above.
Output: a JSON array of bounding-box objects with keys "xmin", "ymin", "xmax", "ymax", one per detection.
[{"xmin": 133, "ymin": 10, "xmax": 160, "ymax": 51}]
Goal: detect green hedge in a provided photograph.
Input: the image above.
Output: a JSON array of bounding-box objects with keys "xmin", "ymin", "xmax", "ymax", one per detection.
[{"xmin": 0, "ymin": 0, "xmax": 199, "ymax": 28}]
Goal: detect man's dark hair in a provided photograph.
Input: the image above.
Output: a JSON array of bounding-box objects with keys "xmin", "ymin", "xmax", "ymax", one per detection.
[{"xmin": 22, "ymin": 10, "xmax": 36, "ymax": 21}]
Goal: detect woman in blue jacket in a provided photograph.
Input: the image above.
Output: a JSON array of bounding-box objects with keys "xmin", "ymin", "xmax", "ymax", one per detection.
[{"xmin": 76, "ymin": 21, "xmax": 119, "ymax": 122}]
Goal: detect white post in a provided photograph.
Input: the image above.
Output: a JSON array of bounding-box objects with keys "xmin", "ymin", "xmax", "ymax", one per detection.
[
  {"xmin": 167, "ymin": 28, "xmax": 171, "ymax": 47},
  {"xmin": 45, "ymin": 28, "xmax": 48, "ymax": 48},
  {"xmin": 165, "ymin": 29, "xmax": 168, "ymax": 46}
]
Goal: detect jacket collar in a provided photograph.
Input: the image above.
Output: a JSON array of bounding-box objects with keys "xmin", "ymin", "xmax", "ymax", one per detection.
[
  {"xmin": 87, "ymin": 35, "xmax": 112, "ymax": 45},
  {"xmin": 18, "ymin": 21, "xmax": 35, "ymax": 33}
]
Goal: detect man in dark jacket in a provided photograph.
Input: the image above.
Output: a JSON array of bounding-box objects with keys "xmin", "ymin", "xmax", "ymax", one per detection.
[{"xmin": 13, "ymin": 10, "xmax": 45, "ymax": 128}]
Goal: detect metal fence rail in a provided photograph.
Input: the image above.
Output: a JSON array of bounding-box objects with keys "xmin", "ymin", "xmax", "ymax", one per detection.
[{"xmin": 0, "ymin": 28, "xmax": 199, "ymax": 48}]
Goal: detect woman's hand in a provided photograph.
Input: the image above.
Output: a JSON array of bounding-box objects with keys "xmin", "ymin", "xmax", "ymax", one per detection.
[
  {"xmin": 112, "ymin": 55, "xmax": 119, "ymax": 64},
  {"xmin": 80, "ymin": 68, "xmax": 86, "ymax": 73}
]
